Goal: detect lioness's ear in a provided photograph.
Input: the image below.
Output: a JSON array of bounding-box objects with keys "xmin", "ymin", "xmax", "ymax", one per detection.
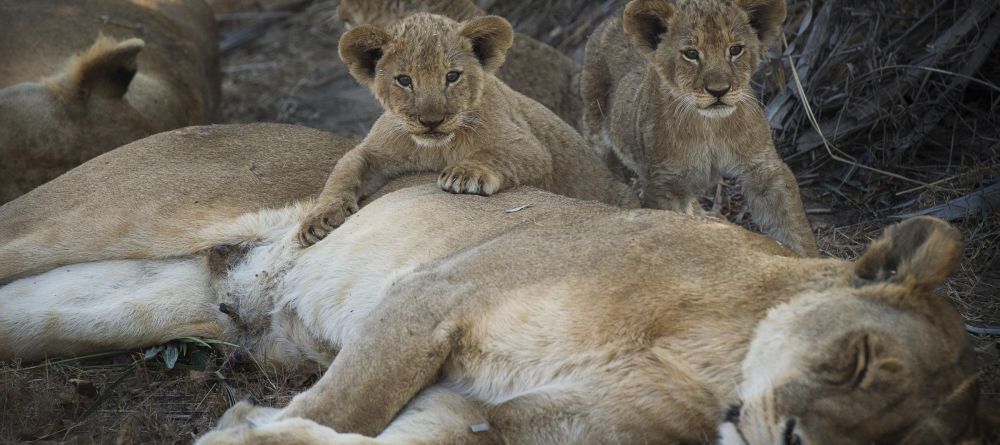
[
  {"xmin": 338, "ymin": 25, "xmax": 394, "ymax": 84},
  {"xmin": 65, "ymin": 35, "xmax": 144, "ymax": 100},
  {"xmin": 736, "ymin": 0, "xmax": 787, "ymax": 47},
  {"xmin": 458, "ymin": 16, "xmax": 513, "ymax": 73},
  {"xmin": 623, "ymin": 0, "xmax": 675, "ymax": 54},
  {"xmin": 853, "ymin": 217, "xmax": 962, "ymax": 291}
]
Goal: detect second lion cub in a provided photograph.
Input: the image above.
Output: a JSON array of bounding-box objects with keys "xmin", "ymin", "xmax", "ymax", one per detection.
[
  {"xmin": 299, "ymin": 13, "xmax": 637, "ymax": 245},
  {"xmin": 582, "ymin": 0, "xmax": 819, "ymax": 256}
]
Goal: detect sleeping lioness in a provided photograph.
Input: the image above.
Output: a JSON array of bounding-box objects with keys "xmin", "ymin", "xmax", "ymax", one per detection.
[
  {"xmin": 0, "ymin": 186, "xmax": 987, "ymax": 443},
  {"xmin": 0, "ymin": 0, "xmax": 219, "ymax": 202},
  {"xmin": 582, "ymin": 0, "xmax": 819, "ymax": 257},
  {"xmin": 0, "ymin": 121, "xmax": 990, "ymax": 442},
  {"xmin": 297, "ymin": 13, "xmax": 636, "ymax": 246}
]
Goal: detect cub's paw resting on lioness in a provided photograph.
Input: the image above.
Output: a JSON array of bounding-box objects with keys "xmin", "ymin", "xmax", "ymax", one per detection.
[
  {"xmin": 438, "ymin": 162, "xmax": 505, "ymax": 195},
  {"xmin": 296, "ymin": 11, "xmax": 638, "ymax": 247},
  {"xmin": 299, "ymin": 196, "xmax": 358, "ymax": 246}
]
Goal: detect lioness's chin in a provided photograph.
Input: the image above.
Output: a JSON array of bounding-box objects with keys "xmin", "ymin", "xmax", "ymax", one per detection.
[
  {"xmin": 411, "ymin": 133, "xmax": 455, "ymax": 148},
  {"xmin": 697, "ymin": 105, "xmax": 737, "ymax": 118}
]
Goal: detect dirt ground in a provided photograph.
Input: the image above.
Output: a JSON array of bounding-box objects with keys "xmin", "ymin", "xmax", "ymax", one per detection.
[{"xmin": 2, "ymin": 0, "xmax": 998, "ymax": 443}]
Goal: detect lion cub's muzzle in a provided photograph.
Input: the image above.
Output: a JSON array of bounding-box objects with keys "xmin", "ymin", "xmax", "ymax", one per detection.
[{"xmin": 409, "ymin": 114, "xmax": 459, "ymax": 146}]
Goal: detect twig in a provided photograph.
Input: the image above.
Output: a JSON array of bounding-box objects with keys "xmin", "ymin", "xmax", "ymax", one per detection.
[
  {"xmin": 858, "ymin": 65, "xmax": 1000, "ymax": 96},
  {"xmin": 785, "ymin": 36, "xmax": 937, "ymax": 189}
]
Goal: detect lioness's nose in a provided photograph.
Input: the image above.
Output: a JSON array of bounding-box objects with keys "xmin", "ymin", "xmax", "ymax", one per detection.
[
  {"xmin": 419, "ymin": 117, "xmax": 444, "ymax": 129},
  {"xmin": 706, "ymin": 83, "xmax": 731, "ymax": 98}
]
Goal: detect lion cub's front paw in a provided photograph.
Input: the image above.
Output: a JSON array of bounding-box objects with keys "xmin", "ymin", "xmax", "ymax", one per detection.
[
  {"xmin": 438, "ymin": 162, "xmax": 504, "ymax": 196},
  {"xmin": 298, "ymin": 197, "xmax": 358, "ymax": 247}
]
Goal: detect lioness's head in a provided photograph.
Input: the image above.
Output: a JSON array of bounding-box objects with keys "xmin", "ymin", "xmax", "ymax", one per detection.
[
  {"xmin": 338, "ymin": 13, "xmax": 513, "ymax": 148},
  {"xmin": 721, "ymin": 217, "xmax": 985, "ymax": 444},
  {"xmin": 622, "ymin": 0, "xmax": 785, "ymax": 118},
  {"xmin": 336, "ymin": 0, "xmax": 481, "ymax": 28}
]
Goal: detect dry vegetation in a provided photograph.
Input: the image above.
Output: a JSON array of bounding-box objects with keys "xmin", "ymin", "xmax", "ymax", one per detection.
[{"xmin": 2, "ymin": 0, "xmax": 997, "ymax": 443}]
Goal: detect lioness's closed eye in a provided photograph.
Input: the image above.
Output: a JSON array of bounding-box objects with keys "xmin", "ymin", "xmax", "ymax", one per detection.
[{"xmin": 298, "ymin": 13, "xmax": 637, "ymax": 246}]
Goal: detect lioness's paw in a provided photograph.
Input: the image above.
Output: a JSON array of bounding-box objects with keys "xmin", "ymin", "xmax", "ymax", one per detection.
[
  {"xmin": 298, "ymin": 198, "xmax": 358, "ymax": 247},
  {"xmin": 196, "ymin": 418, "xmax": 344, "ymax": 445},
  {"xmin": 217, "ymin": 400, "xmax": 280, "ymax": 429},
  {"xmin": 438, "ymin": 163, "xmax": 504, "ymax": 196}
]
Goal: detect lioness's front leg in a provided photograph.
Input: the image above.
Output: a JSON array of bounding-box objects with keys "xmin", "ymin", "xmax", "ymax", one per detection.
[
  {"xmin": 438, "ymin": 139, "xmax": 550, "ymax": 196},
  {"xmin": 736, "ymin": 151, "xmax": 819, "ymax": 257},
  {"xmin": 200, "ymin": 387, "xmax": 498, "ymax": 445},
  {"xmin": 276, "ymin": 289, "xmax": 464, "ymax": 436}
]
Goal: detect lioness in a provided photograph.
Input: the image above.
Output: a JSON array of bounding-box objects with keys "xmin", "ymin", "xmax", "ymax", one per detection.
[
  {"xmin": 0, "ymin": 0, "xmax": 219, "ymax": 202},
  {"xmin": 0, "ymin": 183, "xmax": 985, "ymax": 442},
  {"xmin": 336, "ymin": 0, "xmax": 584, "ymax": 130},
  {"xmin": 0, "ymin": 124, "xmax": 347, "ymax": 283},
  {"xmin": 582, "ymin": 0, "xmax": 819, "ymax": 257},
  {"xmin": 298, "ymin": 13, "xmax": 637, "ymax": 245}
]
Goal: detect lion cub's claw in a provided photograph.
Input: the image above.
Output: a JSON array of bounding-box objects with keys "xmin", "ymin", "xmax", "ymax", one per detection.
[
  {"xmin": 298, "ymin": 199, "xmax": 358, "ymax": 247},
  {"xmin": 438, "ymin": 163, "xmax": 503, "ymax": 196}
]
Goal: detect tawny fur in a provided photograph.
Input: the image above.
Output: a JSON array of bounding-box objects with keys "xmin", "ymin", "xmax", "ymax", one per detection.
[
  {"xmin": 0, "ymin": 0, "xmax": 219, "ymax": 203},
  {"xmin": 298, "ymin": 13, "xmax": 638, "ymax": 246},
  {"xmin": 581, "ymin": 0, "xmax": 819, "ymax": 256},
  {"xmin": 0, "ymin": 184, "xmax": 984, "ymax": 443},
  {"xmin": 0, "ymin": 124, "xmax": 349, "ymax": 283},
  {"xmin": 0, "ymin": 121, "xmax": 986, "ymax": 443},
  {"xmin": 336, "ymin": 0, "xmax": 585, "ymax": 131}
]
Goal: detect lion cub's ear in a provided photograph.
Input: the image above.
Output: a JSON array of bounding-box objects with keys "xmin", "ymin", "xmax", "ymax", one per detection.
[
  {"xmin": 623, "ymin": 0, "xmax": 675, "ymax": 54},
  {"xmin": 64, "ymin": 35, "xmax": 144, "ymax": 100},
  {"xmin": 852, "ymin": 216, "xmax": 962, "ymax": 291},
  {"xmin": 339, "ymin": 25, "xmax": 394, "ymax": 84},
  {"xmin": 736, "ymin": 0, "xmax": 787, "ymax": 47},
  {"xmin": 458, "ymin": 16, "xmax": 514, "ymax": 73}
]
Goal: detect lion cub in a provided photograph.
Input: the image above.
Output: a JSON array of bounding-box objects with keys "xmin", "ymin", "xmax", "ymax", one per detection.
[
  {"xmin": 582, "ymin": 0, "xmax": 819, "ymax": 256},
  {"xmin": 298, "ymin": 13, "xmax": 637, "ymax": 246}
]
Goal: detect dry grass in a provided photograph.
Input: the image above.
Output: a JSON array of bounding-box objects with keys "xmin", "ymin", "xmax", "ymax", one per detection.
[{"xmin": 2, "ymin": 0, "xmax": 997, "ymax": 442}]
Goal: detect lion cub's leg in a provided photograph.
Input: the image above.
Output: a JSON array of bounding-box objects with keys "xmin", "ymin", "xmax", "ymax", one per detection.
[
  {"xmin": 644, "ymin": 162, "xmax": 706, "ymax": 215},
  {"xmin": 437, "ymin": 138, "xmax": 550, "ymax": 197},
  {"xmin": 735, "ymin": 158, "xmax": 819, "ymax": 257},
  {"xmin": 299, "ymin": 148, "xmax": 369, "ymax": 246}
]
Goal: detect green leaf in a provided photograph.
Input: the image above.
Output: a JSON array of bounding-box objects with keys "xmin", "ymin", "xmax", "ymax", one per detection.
[
  {"xmin": 190, "ymin": 349, "xmax": 209, "ymax": 370},
  {"xmin": 143, "ymin": 345, "xmax": 164, "ymax": 360},
  {"xmin": 162, "ymin": 344, "xmax": 179, "ymax": 369},
  {"xmin": 176, "ymin": 337, "xmax": 211, "ymax": 348}
]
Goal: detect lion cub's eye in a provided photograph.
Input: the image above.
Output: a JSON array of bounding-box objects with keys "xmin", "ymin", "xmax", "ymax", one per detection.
[
  {"xmin": 395, "ymin": 75, "xmax": 413, "ymax": 88},
  {"xmin": 446, "ymin": 71, "xmax": 462, "ymax": 83},
  {"xmin": 681, "ymin": 49, "xmax": 700, "ymax": 61},
  {"xmin": 729, "ymin": 44, "xmax": 745, "ymax": 57}
]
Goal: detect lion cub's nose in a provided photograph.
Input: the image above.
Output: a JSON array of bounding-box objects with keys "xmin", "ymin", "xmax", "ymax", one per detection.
[
  {"xmin": 419, "ymin": 117, "xmax": 445, "ymax": 129},
  {"xmin": 705, "ymin": 83, "xmax": 731, "ymax": 99}
]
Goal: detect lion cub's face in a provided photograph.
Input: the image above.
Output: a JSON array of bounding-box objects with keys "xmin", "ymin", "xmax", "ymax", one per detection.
[
  {"xmin": 720, "ymin": 218, "xmax": 984, "ymax": 445},
  {"xmin": 623, "ymin": 0, "xmax": 786, "ymax": 118},
  {"xmin": 337, "ymin": 13, "xmax": 512, "ymax": 148}
]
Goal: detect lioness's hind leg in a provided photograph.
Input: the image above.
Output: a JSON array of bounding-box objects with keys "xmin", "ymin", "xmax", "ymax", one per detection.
[{"xmin": 0, "ymin": 257, "xmax": 223, "ymax": 362}]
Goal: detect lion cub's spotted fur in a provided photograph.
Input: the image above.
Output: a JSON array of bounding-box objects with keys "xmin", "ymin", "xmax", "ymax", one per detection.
[
  {"xmin": 298, "ymin": 13, "xmax": 636, "ymax": 245},
  {"xmin": 582, "ymin": 0, "xmax": 818, "ymax": 256},
  {"xmin": 336, "ymin": 0, "xmax": 585, "ymax": 130}
]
